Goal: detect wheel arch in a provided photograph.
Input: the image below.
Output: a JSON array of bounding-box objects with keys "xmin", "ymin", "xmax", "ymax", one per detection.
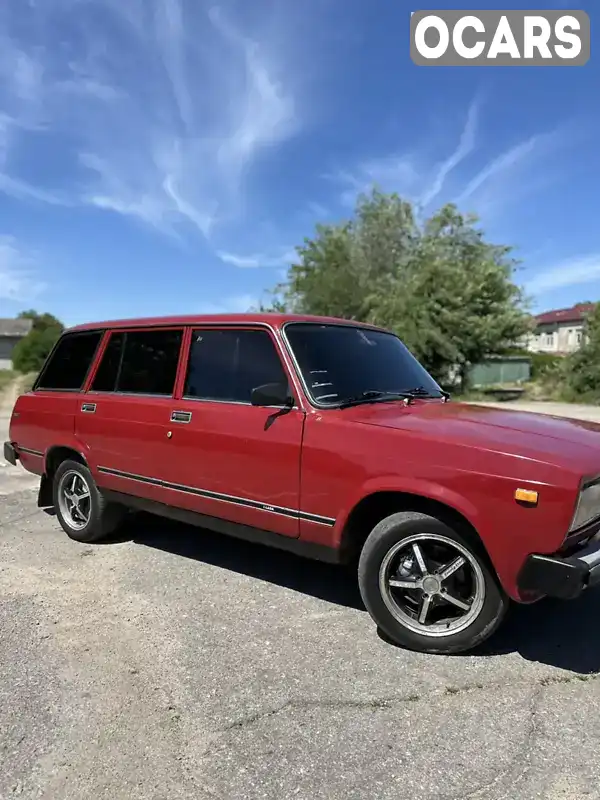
[
  {"xmin": 338, "ymin": 490, "xmax": 492, "ymax": 569},
  {"xmin": 38, "ymin": 445, "xmax": 90, "ymax": 507}
]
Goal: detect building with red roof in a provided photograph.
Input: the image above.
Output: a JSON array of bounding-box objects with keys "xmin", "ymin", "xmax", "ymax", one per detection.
[{"xmin": 525, "ymin": 302, "xmax": 595, "ymax": 355}]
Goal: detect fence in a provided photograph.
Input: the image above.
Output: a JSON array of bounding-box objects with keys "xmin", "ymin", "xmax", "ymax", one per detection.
[{"xmin": 468, "ymin": 356, "xmax": 531, "ymax": 388}]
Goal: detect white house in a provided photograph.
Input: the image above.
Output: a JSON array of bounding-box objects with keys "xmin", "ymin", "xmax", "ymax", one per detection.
[{"xmin": 525, "ymin": 303, "xmax": 594, "ymax": 355}]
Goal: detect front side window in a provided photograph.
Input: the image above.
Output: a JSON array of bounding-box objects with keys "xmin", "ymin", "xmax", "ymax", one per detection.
[
  {"xmin": 284, "ymin": 322, "xmax": 442, "ymax": 406},
  {"xmin": 36, "ymin": 331, "xmax": 103, "ymax": 391},
  {"xmin": 91, "ymin": 329, "xmax": 183, "ymax": 395},
  {"xmin": 184, "ymin": 328, "xmax": 289, "ymax": 403}
]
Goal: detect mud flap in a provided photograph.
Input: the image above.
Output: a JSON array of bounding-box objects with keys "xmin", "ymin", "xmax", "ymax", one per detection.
[{"xmin": 37, "ymin": 474, "xmax": 53, "ymax": 508}]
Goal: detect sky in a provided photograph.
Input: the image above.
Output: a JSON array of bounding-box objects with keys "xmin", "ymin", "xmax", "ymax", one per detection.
[{"xmin": 0, "ymin": 0, "xmax": 598, "ymax": 327}]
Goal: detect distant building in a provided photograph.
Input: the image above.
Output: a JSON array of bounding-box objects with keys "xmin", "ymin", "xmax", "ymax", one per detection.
[
  {"xmin": 0, "ymin": 318, "xmax": 33, "ymax": 370},
  {"xmin": 524, "ymin": 302, "xmax": 595, "ymax": 355}
]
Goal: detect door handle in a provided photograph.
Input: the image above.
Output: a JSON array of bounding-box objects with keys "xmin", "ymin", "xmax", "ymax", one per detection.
[
  {"xmin": 81, "ymin": 403, "xmax": 96, "ymax": 413},
  {"xmin": 171, "ymin": 410, "xmax": 192, "ymax": 423}
]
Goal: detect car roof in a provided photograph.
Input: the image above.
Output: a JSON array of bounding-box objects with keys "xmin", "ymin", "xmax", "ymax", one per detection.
[{"xmin": 67, "ymin": 312, "xmax": 390, "ymax": 334}]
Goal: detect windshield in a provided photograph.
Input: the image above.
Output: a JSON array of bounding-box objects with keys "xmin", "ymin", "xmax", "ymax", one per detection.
[{"xmin": 284, "ymin": 322, "xmax": 443, "ymax": 406}]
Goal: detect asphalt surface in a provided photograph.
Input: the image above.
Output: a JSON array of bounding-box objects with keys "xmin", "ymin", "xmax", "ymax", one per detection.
[{"xmin": 2, "ymin": 404, "xmax": 600, "ymax": 799}]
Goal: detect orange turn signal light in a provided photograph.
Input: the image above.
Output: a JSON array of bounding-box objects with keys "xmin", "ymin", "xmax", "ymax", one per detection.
[{"xmin": 514, "ymin": 488, "xmax": 538, "ymax": 505}]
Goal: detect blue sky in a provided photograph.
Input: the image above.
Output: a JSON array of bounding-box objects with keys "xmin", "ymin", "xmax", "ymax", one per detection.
[{"xmin": 0, "ymin": 0, "xmax": 597, "ymax": 326}]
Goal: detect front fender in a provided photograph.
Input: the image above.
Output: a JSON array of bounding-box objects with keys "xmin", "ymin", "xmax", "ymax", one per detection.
[{"xmin": 332, "ymin": 474, "xmax": 483, "ymax": 549}]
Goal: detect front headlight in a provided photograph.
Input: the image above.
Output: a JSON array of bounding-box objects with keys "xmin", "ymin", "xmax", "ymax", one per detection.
[{"xmin": 570, "ymin": 477, "xmax": 600, "ymax": 532}]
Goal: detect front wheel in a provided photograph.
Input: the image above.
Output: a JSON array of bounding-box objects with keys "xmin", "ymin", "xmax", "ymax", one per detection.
[{"xmin": 358, "ymin": 511, "xmax": 508, "ymax": 655}]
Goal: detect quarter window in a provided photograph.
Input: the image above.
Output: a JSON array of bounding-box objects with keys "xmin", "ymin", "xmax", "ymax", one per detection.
[
  {"xmin": 36, "ymin": 331, "xmax": 103, "ymax": 391},
  {"xmin": 184, "ymin": 329, "xmax": 289, "ymax": 403},
  {"xmin": 91, "ymin": 332, "xmax": 124, "ymax": 392},
  {"xmin": 91, "ymin": 329, "xmax": 183, "ymax": 395}
]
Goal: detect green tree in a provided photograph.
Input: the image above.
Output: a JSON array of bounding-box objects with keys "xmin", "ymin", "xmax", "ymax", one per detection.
[
  {"xmin": 12, "ymin": 310, "xmax": 64, "ymax": 373},
  {"xmin": 411, "ymin": 204, "xmax": 531, "ymax": 387},
  {"xmin": 562, "ymin": 303, "xmax": 600, "ymax": 399},
  {"xmin": 264, "ymin": 189, "xmax": 531, "ymax": 387}
]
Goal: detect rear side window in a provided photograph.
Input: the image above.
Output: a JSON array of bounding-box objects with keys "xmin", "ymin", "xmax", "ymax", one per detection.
[
  {"xmin": 91, "ymin": 329, "xmax": 183, "ymax": 395},
  {"xmin": 184, "ymin": 328, "xmax": 289, "ymax": 403},
  {"xmin": 36, "ymin": 331, "xmax": 103, "ymax": 391}
]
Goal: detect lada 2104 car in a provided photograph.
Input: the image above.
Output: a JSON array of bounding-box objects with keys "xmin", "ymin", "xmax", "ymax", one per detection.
[{"xmin": 5, "ymin": 313, "xmax": 600, "ymax": 654}]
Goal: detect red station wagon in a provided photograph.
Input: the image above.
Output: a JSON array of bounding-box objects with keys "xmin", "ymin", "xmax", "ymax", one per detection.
[{"xmin": 5, "ymin": 313, "xmax": 600, "ymax": 654}]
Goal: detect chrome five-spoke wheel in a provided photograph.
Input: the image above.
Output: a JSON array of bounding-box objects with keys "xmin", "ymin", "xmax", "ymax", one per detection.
[
  {"xmin": 379, "ymin": 533, "xmax": 485, "ymax": 637},
  {"xmin": 57, "ymin": 469, "xmax": 92, "ymax": 530},
  {"xmin": 53, "ymin": 459, "xmax": 126, "ymax": 543},
  {"xmin": 358, "ymin": 511, "xmax": 508, "ymax": 654}
]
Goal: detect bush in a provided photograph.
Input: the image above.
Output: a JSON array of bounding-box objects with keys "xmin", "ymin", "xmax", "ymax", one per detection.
[
  {"xmin": 11, "ymin": 311, "xmax": 64, "ymax": 373},
  {"xmin": 529, "ymin": 352, "xmax": 562, "ymax": 379},
  {"xmin": 560, "ymin": 303, "xmax": 600, "ymax": 402}
]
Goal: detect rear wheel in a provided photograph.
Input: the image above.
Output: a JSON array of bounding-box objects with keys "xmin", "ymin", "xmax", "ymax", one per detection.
[
  {"xmin": 358, "ymin": 511, "xmax": 508, "ymax": 654},
  {"xmin": 53, "ymin": 459, "xmax": 124, "ymax": 543}
]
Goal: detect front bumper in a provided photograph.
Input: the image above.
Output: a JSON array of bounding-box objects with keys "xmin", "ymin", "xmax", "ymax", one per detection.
[
  {"xmin": 3, "ymin": 441, "xmax": 17, "ymax": 466},
  {"xmin": 518, "ymin": 534, "xmax": 600, "ymax": 600}
]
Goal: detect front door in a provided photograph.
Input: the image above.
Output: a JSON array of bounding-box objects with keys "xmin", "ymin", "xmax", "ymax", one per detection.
[{"xmin": 164, "ymin": 326, "xmax": 305, "ymax": 538}]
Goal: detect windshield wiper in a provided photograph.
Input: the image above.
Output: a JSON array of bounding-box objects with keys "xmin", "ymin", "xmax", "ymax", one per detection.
[
  {"xmin": 402, "ymin": 386, "xmax": 450, "ymax": 400},
  {"xmin": 338, "ymin": 387, "xmax": 449, "ymax": 409},
  {"xmin": 338, "ymin": 391, "xmax": 414, "ymax": 409}
]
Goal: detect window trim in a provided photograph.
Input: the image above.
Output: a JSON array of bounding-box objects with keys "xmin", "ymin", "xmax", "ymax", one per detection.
[
  {"xmin": 33, "ymin": 329, "xmax": 105, "ymax": 393},
  {"xmin": 280, "ymin": 320, "xmax": 436, "ymax": 411},
  {"xmin": 84, "ymin": 325, "xmax": 186, "ymax": 398},
  {"xmin": 180, "ymin": 324, "xmax": 299, "ymax": 409}
]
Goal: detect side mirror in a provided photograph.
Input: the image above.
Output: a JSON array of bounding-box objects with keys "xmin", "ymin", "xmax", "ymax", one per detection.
[{"xmin": 251, "ymin": 382, "xmax": 293, "ymax": 407}]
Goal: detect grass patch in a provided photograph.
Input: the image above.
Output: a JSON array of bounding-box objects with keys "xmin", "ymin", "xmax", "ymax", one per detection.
[
  {"xmin": 0, "ymin": 370, "xmax": 37, "ymax": 400},
  {"xmin": 19, "ymin": 372, "xmax": 37, "ymax": 394},
  {"xmin": 0, "ymin": 369, "xmax": 17, "ymax": 392}
]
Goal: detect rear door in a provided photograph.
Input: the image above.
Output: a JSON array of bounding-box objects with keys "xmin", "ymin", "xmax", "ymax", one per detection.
[
  {"xmin": 10, "ymin": 330, "xmax": 104, "ymax": 473},
  {"xmin": 164, "ymin": 325, "xmax": 305, "ymax": 538},
  {"xmin": 75, "ymin": 326, "xmax": 185, "ymax": 504}
]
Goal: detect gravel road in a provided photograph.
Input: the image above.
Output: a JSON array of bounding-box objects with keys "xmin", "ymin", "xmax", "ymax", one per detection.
[{"xmin": 2, "ymin": 402, "xmax": 600, "ymax": 799}]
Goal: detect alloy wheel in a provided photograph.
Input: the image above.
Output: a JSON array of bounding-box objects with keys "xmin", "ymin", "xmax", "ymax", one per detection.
[
  {"xmin": 378, "ymin": 533, "xmax": 486, "ymax": 638},
  {"xmin": 57, "ymin": 470, "xmax": 92, "ymax": 531}
]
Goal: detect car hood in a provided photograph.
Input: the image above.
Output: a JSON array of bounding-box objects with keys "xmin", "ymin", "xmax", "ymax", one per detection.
[{"xmin": 341, "ymin": 400, "xmax": 600, "ymax": 474}]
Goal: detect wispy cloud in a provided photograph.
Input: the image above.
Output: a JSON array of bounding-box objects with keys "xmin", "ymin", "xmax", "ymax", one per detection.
[
  {"xmin": 524, "ymin": 254, "xmax": 600, "ymax": 295},
  {"xmin": 0, "ymin": 0, "xmax": 299, "ymax": 238},
  {"xmin": 197, "ymin": 293, "xmax": 259, "ymax": 314},
  {"xmin": 332, "ymin": 157, "xmax": 421, "ymax": 209},
  {"xmin": 330, "ymin": 100, "xmax": 480, "ymax": 210},
  {"xmin": 306, "ymin": 201, "xmax": 329, "ymax": 218},
  {"xmin": 419, "ymin": 99, "xmax": 479, "ymax": 207},
  {"xmin": 0, "ymin": 235, "xmax": 45, "ymax": 302},
  {"xmin": 329, "ymin": 97, "xmax": 568, "ymax": 224},
  {"xmin": 0, "ymin": 172, "xmax": 66, "ymax": 206},
  {"xmin": 217, "ymin": 247, "xmax": 296, "ymax": 268},
  {"xmin": 454, "ymin": 136, "xmax": 539, "ymax": 206}
]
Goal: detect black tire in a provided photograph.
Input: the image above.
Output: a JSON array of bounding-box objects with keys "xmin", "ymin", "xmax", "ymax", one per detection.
[
  {"xmin": 358, "ymin": 511, "xmax": 508, "ymax": 655},
  {"xmin": 52, "ymin": 459, "xmax": 125, "ymax": 543}
]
